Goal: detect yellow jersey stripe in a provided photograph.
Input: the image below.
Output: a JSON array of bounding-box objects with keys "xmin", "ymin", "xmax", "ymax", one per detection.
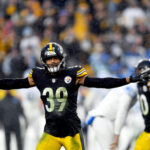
[
  {"xmin": 77, "ymin": 69, "xmax": 86, "ymax": 75},
  {"xmin": 28, "ymin": 69, "xmax": 33, "ymax": 77},
  {"xmin": 49, "ymin": 43, "xmax": 53, "ymax": 53},
  {"xmin": 77, "ymin": 68, "xmax": 85, "ymax": 74},
  {"xmin": 77, "ymin": 71, "xmax": 87, "ymax": 77},
  {"xmin": 148, "ymin": 81, "xmax": 150, "ymax": 87}
]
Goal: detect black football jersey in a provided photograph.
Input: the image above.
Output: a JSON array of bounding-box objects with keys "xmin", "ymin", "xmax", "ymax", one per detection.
[
  {"xmin": 28, "ymin": 66, "xmax": 87, "ymax": 137},
  {"xmin": 137, "ymin": 81, "xmax": 150, "ymax": 132}
]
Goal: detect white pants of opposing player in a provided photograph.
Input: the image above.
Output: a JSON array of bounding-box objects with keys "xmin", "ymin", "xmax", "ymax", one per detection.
[
  {"xmin": 87, "ymin": 117, "xmax": 113, "ymax": 150},
  {"xmin": 87, "ymin": 110, "xmax": 144, "ymax": 150},
  {"xmin": 118, "ymin": 108, "xmax": 144, "ymax": 150}
]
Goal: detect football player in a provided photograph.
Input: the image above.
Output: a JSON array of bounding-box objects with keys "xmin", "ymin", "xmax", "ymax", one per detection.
[
  {"xmin": 0, "ymin": 42, "xmax": 149, "ymax": 150},
  {"xmin": 86, "ymin": 84, "xmax": 144, "ymax": 150},
  {"xmin": 134, "ymin": 59, "xmax": 150, "ymax": 150}
]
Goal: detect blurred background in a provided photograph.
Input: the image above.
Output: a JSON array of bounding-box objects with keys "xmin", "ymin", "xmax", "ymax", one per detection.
[{"xmin": 0, "ymin": 0, "xmax": 150, "ymax": 150}]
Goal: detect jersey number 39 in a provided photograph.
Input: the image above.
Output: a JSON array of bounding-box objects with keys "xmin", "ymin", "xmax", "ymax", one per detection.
[{"xmin": 42, "ymin": 87, "xmax": 68, "ymax": 112}]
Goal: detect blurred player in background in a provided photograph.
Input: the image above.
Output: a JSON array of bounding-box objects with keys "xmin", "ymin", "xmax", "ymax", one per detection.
[
  {"xmin": 118, "ymin": 102, "xmax": 144, "ymax": 150},
  {"xmin": 134, "ymin": 59, "xmax": 150, "ymax": 150},
  {"xmin": 86, "ymin": 83, "xmax": 144, "ymax": 150},
  {"xmin": 0, "ymin": 90, "xmax": 28, "ymax": 150},
  {"xmin": 0, "ymin": 42, "xmax": 149, "ymax": 150}
]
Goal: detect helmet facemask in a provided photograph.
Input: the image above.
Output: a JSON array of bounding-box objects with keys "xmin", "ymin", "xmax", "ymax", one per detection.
[
  {"xmin": 45, "ymin": 56, "xmax": 65, "ymax": 73},
  {"xmin": 41, "ymin": 42, "xmax": 66, "ymax": 73}
]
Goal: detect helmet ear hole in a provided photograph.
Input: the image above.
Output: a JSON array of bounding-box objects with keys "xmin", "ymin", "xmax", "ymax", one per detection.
[{"xmin": 40, "ymin": 42, "xmax": 66, "ymax": 73}]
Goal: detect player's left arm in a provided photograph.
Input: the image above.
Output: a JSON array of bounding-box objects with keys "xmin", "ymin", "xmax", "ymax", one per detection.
[
  {"xmin": 76, "ymin": 66, "xmax": 150, "ymax": 88},
  {"xmin": 75, "ymin": 66, "xmax": 130, "ymax": 87},
  {"xmin": 77, "ymin": 75, "xmax": 131, "ymax": 88},
  {"xmin": 77, "ymin": 75, "xmax": 130, "ymax": 87}
]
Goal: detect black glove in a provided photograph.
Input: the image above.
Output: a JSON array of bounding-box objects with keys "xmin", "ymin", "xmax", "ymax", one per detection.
[
  {"xmin": 130, "ymin": 75, "xmax": 141, "ymax": 82},
  {"xmin": 130, "ymin": 68, "xmax": 150, "ymax": 83}
]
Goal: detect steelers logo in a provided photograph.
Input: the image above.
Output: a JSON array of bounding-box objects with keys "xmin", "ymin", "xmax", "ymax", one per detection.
[{"xmin": 64, "ymin": 76, "xmax": 72, "ymax": 84}]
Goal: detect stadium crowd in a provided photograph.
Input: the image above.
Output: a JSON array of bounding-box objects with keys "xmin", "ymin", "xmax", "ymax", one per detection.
[{"xmin": 0, "ymin": 0, "xmax": 150, "ymax": 78}]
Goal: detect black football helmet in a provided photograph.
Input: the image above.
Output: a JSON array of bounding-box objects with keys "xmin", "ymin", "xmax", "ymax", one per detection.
[
  {"xmin": 135, "ymin": 59, "xmax": 150, "ymax": 75},
  {"xmin": 41, "ymin": 42, "xmax": 66, "ymax": 73}
]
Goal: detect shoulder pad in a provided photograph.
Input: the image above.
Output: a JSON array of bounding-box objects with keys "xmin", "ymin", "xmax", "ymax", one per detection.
[
  {"xmin": 35, "ymin": 66, "xmax": 45, "ymax": 70},
  {"xmin": 28, "ymin": 67, "xmax": 45, "ymax": 78},
  {"xmin": 68, "ymin": 65, "xmax": 82, "ymax": 69},
  {"xmin": 67, "ymin": 65, "xmax": 88, "ymax": 77},
  {"xmin": 75, "ymin": 66, "xmax": 88, "ymax": 78},
  {"xmin": 28, "ymin": 69, "xmax": 34, "ymax": 78}
]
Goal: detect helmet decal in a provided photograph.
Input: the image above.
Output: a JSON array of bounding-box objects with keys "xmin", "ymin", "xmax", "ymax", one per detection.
[{"xmin": 49, "ymin": 43, "xmax": 54, "ymax": 53}]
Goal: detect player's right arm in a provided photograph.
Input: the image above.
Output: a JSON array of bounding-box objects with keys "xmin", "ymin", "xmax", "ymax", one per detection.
[
  {"xmin": 0, "ymin": 68, "xmax": 36, "ymax": 90},
  {"xmin": 28, "ymin": 76, "xmax": 35, "ymax": 86},
  {"xmin": 0, "ymin": 77, "xmax": 34, "ymax": 90}
]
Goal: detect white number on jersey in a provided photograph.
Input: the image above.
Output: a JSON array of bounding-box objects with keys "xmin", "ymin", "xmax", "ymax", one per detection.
[
  {"xmin": 138, "ymin": 94, "xmax": 149, "ymax": 115},
  {"xmin": 42, "ymin": 87, "xmax": 68, "ymax": 112}
]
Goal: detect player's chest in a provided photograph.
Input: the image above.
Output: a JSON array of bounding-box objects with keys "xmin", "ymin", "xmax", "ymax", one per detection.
[
  {"xmin": 36, "ymin": 74, "xmax": 76, "ymax": 91},
  {"xmin": 138, "ymin": 86, "xmax": 150, "ymax": 116},
  {"xmin": 139, "ymin": 84, "xmax": 150, "ymax": 96}
]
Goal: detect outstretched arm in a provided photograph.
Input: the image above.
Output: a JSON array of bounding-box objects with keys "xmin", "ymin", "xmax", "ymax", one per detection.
[
  {"xmin": 76, "ymin": 68, "xmax": 150, "ymax": 88},
  {"xmin": 83, "ymin": 77, "xmax": 130, "ymax": 88},
  {"xmin": 76, "ymin": 75, "xmax": 130, "ymax": 88},
  {"xmin": 0, "ymin": 77, "xmax": 35, "ymax": 90}
]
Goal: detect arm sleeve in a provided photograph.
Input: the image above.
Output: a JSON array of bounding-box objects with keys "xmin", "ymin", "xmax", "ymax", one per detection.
[
  {"xmin": 84, "ymin": 77, "xmax": 128, "ymax": 88},
  {"xmin": 0, "ymin": 78, "xmax": 31, "ymax": 90}
]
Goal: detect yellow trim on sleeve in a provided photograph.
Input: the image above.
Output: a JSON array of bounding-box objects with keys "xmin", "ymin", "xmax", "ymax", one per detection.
[
  {"xmin": 28, "ymin": 69, "xmax": 33, "ymax": 78},
  {"xmin": 77, "ymin": 68, "xmax": 84, "ymax": 74},
  {"xmin": 76, "ymin": 67, "xmax": 87, "ymax": 78},
  {"xmin": 77, "ymin": 71, "xmax": 87, "ymax": 77}
]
